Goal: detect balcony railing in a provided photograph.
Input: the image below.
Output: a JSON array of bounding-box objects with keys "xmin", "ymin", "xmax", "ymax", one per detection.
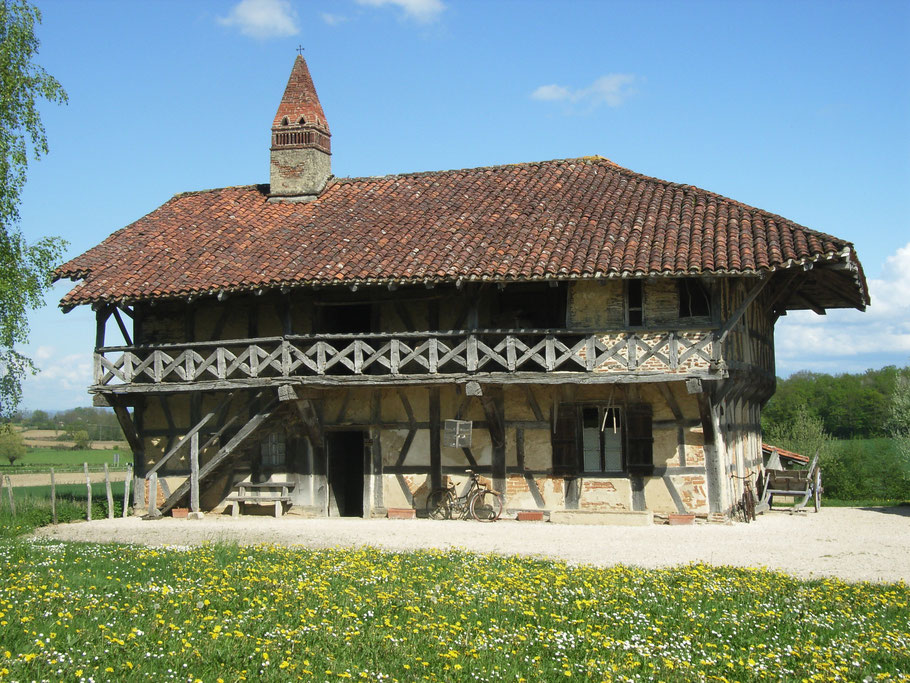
[{"xmin": 93, "ymin": 329, "xmax": 720, "ymax": 388}]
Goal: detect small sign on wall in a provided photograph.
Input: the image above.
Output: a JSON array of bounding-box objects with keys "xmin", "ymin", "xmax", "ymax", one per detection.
[{"xmin": 443, "ymin": 419, "xmax": 472, "ymax": 448}]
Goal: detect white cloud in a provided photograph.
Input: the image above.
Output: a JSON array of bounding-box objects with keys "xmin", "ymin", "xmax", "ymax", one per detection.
[
  {"xmin": 356, "ymin": 0, "xmax": 446, "ymax": 23},
  {"xmin": 321, "ymin": 12, "xmax": 349, "ymax": 26},
  {"xmin": 20, "ymin": 346, "xmax": 94, "ymax": 410},
  {"xmin": 532, "ymin": 74, "xmax": 637, "ymax": 110},
  {"xmin": 775, "ymin": 241, "xmax": 910, "ymax": 375},
  {"xmin": 217, "ymin": 0, "xmax": 299, "ymax": 39},
  {"xmin": 531, "ymin": 84, "xmax": 571, "ymax": 101}
]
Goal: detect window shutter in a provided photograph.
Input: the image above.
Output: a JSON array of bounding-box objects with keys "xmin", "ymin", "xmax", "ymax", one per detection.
[
  {"xmin": 626, "ymin": 404, "xmax": 654, "ymax": 474},
  {"xmin": 552, "ymin": 404, "xmax": 578, "ymax": 475}
]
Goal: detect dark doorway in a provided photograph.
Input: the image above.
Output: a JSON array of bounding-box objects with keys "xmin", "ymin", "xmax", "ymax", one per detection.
[{"xmin": 326, "ymin": 431, "xmax": 366, "ymax": 517}]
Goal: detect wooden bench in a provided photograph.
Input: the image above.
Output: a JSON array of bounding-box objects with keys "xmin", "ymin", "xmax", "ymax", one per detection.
[{"xmin": 225, "ymin": 482, "xmax": 294, "ymax": 518}]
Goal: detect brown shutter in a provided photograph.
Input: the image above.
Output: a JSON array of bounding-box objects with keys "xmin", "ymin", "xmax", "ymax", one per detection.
[
  {"xmin": 626, "ymin": 404, "xmax": 654, "ymax": 474},
  {"xmin": 552, "ymin": 404, "xmax": 579, "ymax": 475}
]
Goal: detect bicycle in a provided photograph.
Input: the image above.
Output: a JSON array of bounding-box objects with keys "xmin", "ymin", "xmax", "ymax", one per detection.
[
  {"xmin": 426, "ymin": 469, "xmax": 503, "ymax": 522},
  {"xmin": 731, "ymin": 470, "xmax": 756, "ymax": 523}
]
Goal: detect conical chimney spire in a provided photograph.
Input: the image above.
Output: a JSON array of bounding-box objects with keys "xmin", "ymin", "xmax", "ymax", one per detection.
[{"xmin": 269, "ymin": 55, "xmax": 332, "ymax": 199}]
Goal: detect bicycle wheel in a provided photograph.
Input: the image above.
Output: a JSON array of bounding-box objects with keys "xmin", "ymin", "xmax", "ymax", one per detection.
[
  {"xmin": 426, "ymin": 488, "xmax": 453, "ymax": 520},
  {"xmin": 813, "ymin": 470, "xmax": 822, "ymax": 513},
  {"xmin": 470, "ymin": 490, "xmax": 503, "ymax": 522}
]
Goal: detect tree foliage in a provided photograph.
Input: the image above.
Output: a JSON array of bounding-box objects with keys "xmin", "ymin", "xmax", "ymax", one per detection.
[
  {"xmin": 762, "ymin": 367, "xmax": 903, "ymax": 439},
  {"xmin": 0, "ymin": 427, "xmax": 24, "ymax": 464},
  {"xmin": 763, "ymin": 404, "xmax": 831, "ymax": 467},
  {"xmin": 888, "ymin": 368, "xmax": 910, "ymax": 496},
  {"xmin": 0, "ymin": 0, "xmax": 67, "ymax": 417},
  {"xmin": 887, "ymin": 368, "xmax": 910, "ymax": 438}
]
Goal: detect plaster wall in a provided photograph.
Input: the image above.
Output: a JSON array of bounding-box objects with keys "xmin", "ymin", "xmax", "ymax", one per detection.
[{"xmin": 269, "ymin": 148, "xmax": 331, "ymax": 196}]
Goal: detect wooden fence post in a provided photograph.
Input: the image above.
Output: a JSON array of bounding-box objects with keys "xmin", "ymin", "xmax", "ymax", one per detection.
[
  {"xmin": 84, "ymin": 463, "xmax": 92, "ymax": 522},
  {"xmin": 3, "ymin": 475, "xmax": 14, "ymax": 517},
  {"xmin": 50, "ymin": 467, "xmax": 57, "ymax": 525},
  {"xmin": 123, "ymin": 464, "xmax": 133, "ymax": 518},
  {"xmin": 104, "ymin": 463, "xmax": 114, "ymax": 519}
]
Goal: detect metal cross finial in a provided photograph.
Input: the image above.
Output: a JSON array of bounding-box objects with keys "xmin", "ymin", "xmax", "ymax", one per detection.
[{"xmin": 296, "ymin": 45, "xmax": 304, "ymax": 56}]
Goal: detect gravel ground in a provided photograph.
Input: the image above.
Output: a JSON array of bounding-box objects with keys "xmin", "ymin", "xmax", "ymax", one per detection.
[{"xmin": 32, "ymin": 506, "xmax": 910, "ymax": 584}]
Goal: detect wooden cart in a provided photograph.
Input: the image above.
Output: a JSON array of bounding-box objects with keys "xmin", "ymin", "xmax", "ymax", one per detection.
[{"xmin": 758, "ymin": 450, "xmax": 822, "ymax": 513}]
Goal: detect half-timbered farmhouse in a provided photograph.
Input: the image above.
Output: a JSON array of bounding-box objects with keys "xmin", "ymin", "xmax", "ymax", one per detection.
[{"xmin": 54, "ymin": 56, "xmax": 868, "ymax": 522}]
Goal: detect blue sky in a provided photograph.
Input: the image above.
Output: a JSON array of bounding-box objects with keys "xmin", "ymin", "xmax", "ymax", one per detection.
[{"xmin": 14, "ymin": 0, "xmax": 910, "ymax": 410}]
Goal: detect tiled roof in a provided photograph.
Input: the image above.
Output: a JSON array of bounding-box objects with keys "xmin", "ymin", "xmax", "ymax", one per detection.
[
  {"xmin": 762, "ymin": 443, "xmax": 810, "ymax": 465},
  {"xmin": 54, "ymin": 156, "xmax": 868, "ymax": 309},
  {"xmin": 272, "ymin": 55, "xmax": 330, "ymax": 134}
]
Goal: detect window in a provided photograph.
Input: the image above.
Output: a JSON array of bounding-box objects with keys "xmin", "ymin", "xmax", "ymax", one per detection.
[
  {"xmin": 491, "ymin": 283, "xmax": 567, "ymax": 329},
  {"xmin": 551, "ymin": 403, "xmax": 653, "ymax": 475},
  {"xmin": 260, "ymin": 430, "xmax": 286, "ymax": 468},
  {"xmin": 626, "ymin": 280, "xmax": 643, "ymax": 327},
  {"xmin": 678, "ymin": 279, "xmax": 711, "ymax": 318},
  {"xmin": 581, "ymin": 406, "xmax": 623, "ymax": 472}
]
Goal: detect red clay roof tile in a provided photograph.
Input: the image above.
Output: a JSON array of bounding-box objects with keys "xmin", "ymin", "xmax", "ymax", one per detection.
[{"xmin": 54, "ymin": 156, "xmax": 868, "ymax": 309}]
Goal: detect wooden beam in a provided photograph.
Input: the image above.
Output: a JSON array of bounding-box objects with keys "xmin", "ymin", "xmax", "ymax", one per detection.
[
  {"xmin": 717, "ymin": 277, "xmax": 770, "ymax": 342},
  {"xmin": 109, "ymin": 399, "xmax": 142, "ymax": 455},
  {"xmin": 656, "ymin": 383, "xmax": 687, "ymax": 467},
  {"xmin": 766, "ymin": 270, "xmax": 803, "ymax": 311},
  {"xmin": 93, "ymin": 368, "xmax": 729, "ymax": 395},
  {"xmin": 429, "ymin": 387, "xmax": 441, "ymax": 490},
  {"xmin": 791, "ymin": 291, "xmax": 826, "ymax": 316},
  {"xmin": 479, "ymin": 387, "xmax": 506, "ymax": 494},
  {"xmin": 95, "ymin": 305, "xmax": 110, "ymax": 350},
  {"xmin": 112, "ymin": 307, "xmax": 133, "ymax": 346},
  {"xmin": 145, "ymin": 411, "xmax": 215, "ymax": 477},
  {"xmin": 479, "ymin": 393, "xmax": 505, "ymax": 449},
  {"xmin": 294, "ymin": 398, "xmax": 324, "ymax": 454}
]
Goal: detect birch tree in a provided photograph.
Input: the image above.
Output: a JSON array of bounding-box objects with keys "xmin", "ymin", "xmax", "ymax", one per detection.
[{"xmin": 0, "ymin": 0, "xmax": 67, "ymax": 416}]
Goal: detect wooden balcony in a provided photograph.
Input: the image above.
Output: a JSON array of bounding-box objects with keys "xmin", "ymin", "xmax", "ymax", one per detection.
[{"xmin": 92, "ymin": 329, "xmax": 724, "ymax": 394}]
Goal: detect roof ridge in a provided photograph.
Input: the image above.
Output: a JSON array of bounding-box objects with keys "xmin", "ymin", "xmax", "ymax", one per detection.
[
  {"xmin": 326, "ymin": 156, "xmax": 622, "ymax": 186},
  {"xmin": 171, "ymin": 184, "xmax": 268, "ymax": 200}
]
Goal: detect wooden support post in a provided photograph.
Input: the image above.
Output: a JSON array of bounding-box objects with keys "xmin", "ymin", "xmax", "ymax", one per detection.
[
  {"xmin": 369, "ymin": 390, "xmax": 383, "ymax": 516},
  {"xmin": 429, "ymin": 387, "xmax": 441, "ymax": 490},
  {"xmin": 84, "ymin": 463, "xmax": 92, "ymax": 522},
  {"xmin": 147, "ymin": 472, "xmax": 159, "ymax": 518},
  {"xmin": 104, "ymin": 464, "xmax": 114, "ymax": 519},
  {"xmin": 479, "ymin": 386, "xmax": 506, "ymax": 495},
  {"xmin": 4, "ymin": 475, "xmax": 15, "ymax": 516},
  {"xmin": 133, "ymin": 474, "xmax": 145, "ymax": 512},
  {"xmin": 50, "ymin": 467, "xmax": 57, "ymax": 524},
  {"xmin": 123, "ymin": 465, "xmax": 133, "ymax": 518},
  {"xmin": 188, "ymin": 432, "xmax": 202, "ymax": 519},
  {"xmin": 95, "ymin": 305, "xmax": 109, "ymax": 349}
]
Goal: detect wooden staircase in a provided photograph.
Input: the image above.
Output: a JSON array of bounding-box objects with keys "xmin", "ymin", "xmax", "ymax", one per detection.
[{"xmin": 157, "ymin": 397, "xmax": 280, "ymax": 515}]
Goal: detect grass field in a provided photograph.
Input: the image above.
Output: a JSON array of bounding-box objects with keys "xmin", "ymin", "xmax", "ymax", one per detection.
[
  {"xmin": 0, "ymin": 541, "xmax": 906, "ymax": 682},
  {"xmin": 1, "ymin": 477, "xmax": 908, "ymax": 680},
  {"xmin": 0, "ymin": 448, "xmax": 132, "ymax": 473},
  {"xmin": 0, "ymin": 483, "xmax": 127, "ymax": 538}
]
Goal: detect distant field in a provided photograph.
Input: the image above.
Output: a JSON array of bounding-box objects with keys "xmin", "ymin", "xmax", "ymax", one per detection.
[{"xmin": 18, "ymin": 428, "xmax": 127, "ymax": 450}]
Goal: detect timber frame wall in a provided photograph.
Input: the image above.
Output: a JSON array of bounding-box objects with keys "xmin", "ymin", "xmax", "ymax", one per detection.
[{"xmin": 94, "ymin": 274, "xmax": 782, "ymax": 518}]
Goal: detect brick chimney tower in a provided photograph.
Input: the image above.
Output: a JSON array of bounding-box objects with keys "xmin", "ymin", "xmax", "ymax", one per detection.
[{"xmin": 269, "ymin": 55, "xmax": 331, "ymax": 200}]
